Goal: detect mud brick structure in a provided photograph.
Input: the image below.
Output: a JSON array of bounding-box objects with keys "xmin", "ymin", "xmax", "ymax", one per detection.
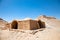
[
  {"xmin": 10, "ymin": 20, "xmax": 40, "ymax": 30},
  {"xmin": 5, "ymin": 19, "xmax": 45, "ymax": 30}
]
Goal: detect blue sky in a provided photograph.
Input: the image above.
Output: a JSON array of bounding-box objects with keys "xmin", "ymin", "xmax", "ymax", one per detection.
[{"xmin": 0, "ymin": 0, "xmax": 60, "ymax": 21}]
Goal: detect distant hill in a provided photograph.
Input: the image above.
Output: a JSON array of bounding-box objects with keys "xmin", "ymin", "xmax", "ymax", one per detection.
[{"xmin": 36, "ymin": 15, "xmax": 60, "ymax": 28}]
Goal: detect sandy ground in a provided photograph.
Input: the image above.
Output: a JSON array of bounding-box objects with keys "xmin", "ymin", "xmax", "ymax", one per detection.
[
  {"xmin": 0, "ymin": 16, "xmax": 60, "ymax": 40},
  {"xmin": 0, "ymin": 27, "xmax": 60, "ymax": 40}
]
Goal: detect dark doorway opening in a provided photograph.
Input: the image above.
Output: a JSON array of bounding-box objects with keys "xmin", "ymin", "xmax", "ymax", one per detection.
[
  {"xmin": 38, "ymin": 20, "xmax": 45, "ymax": 28},
  {"xmin": 11, "ymin": 21, "xmax": 18, "ymax": 29}
]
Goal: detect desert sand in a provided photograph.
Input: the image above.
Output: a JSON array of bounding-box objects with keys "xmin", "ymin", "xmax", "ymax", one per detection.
[{"xmin": 0, "ymin": 15, "xmax": 60, "ymax": 40}]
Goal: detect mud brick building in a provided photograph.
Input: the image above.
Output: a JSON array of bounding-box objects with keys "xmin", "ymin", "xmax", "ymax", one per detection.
[
  {"xmin": 10, "ymin": 20, "xmax": 40, "ymax": 30},
  {"xmin": 4, "ymin": 18, "xmax": 45, "ymax": 30}
]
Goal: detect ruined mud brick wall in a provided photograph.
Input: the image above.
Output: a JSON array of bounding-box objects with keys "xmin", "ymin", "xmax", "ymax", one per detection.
[
  {"xmin": 18, "ymin": 20, "xmax": 30, "ymax": 30},
  {"xmin": 5, "ymin": 23, "xmax": 11, "ymax": 29},
  {"xmin": 18, "ymin": 20, "xmax": 40, "ymax": 30},
  {"xmin": 30, "ymin": 20, "xmax": 40, "ymax": 30},
  {"xmin": 6, "ymin": 20, "xmax": 45, "ymax": 30},
  {"xmin": 0, "ymin": 21, "xmax": 7, "ymax": 27},
  {"xmin": 0, "ymin": 20, "xmax": 8, "ymax": 30}
]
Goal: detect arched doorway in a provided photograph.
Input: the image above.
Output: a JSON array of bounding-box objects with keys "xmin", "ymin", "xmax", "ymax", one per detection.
[
  {"xmin": 38, "ymin": 20, "xmax": 45, "ymax": 28},
  {"xmin": 11, "ymin": 20, "xmax": 18, "ymax": 29}
]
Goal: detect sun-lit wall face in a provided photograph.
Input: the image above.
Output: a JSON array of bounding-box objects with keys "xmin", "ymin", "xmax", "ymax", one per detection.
[{"xmin": 18, "ymin": 20, "xmax": 30, "ymax": 30}]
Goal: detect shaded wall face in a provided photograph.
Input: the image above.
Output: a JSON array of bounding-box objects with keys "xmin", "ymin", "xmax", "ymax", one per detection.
[
  {"xmin": 11, "ymin": 21, "xmax": 18, "ymax": 29},
  {"xmin": 30, "ymin": 20, "xmax": 40, "ymax": 30},
  {"xmin": 30, "ymin": 21, "xmax": 36, "ymax": 30}
]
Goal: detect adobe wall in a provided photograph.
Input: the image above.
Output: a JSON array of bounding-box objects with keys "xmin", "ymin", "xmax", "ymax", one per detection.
[
  {"xmin": 5, "ymin": 23, "xmax": 11, "ymax": 29},
  {"xmin": 30, "ymin": 20, "xmax": 40, "ymax": 30},
  {"xmin": 18, "ymin": 20, "xmax": 40, "ymax": 30},
  {"xmin": 18, "ymin": 20, "xmax": 30, "ymax": 30},
  {"xmin": 6, "ymin": 20, "xmax": 45, "ymax": 30}
]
